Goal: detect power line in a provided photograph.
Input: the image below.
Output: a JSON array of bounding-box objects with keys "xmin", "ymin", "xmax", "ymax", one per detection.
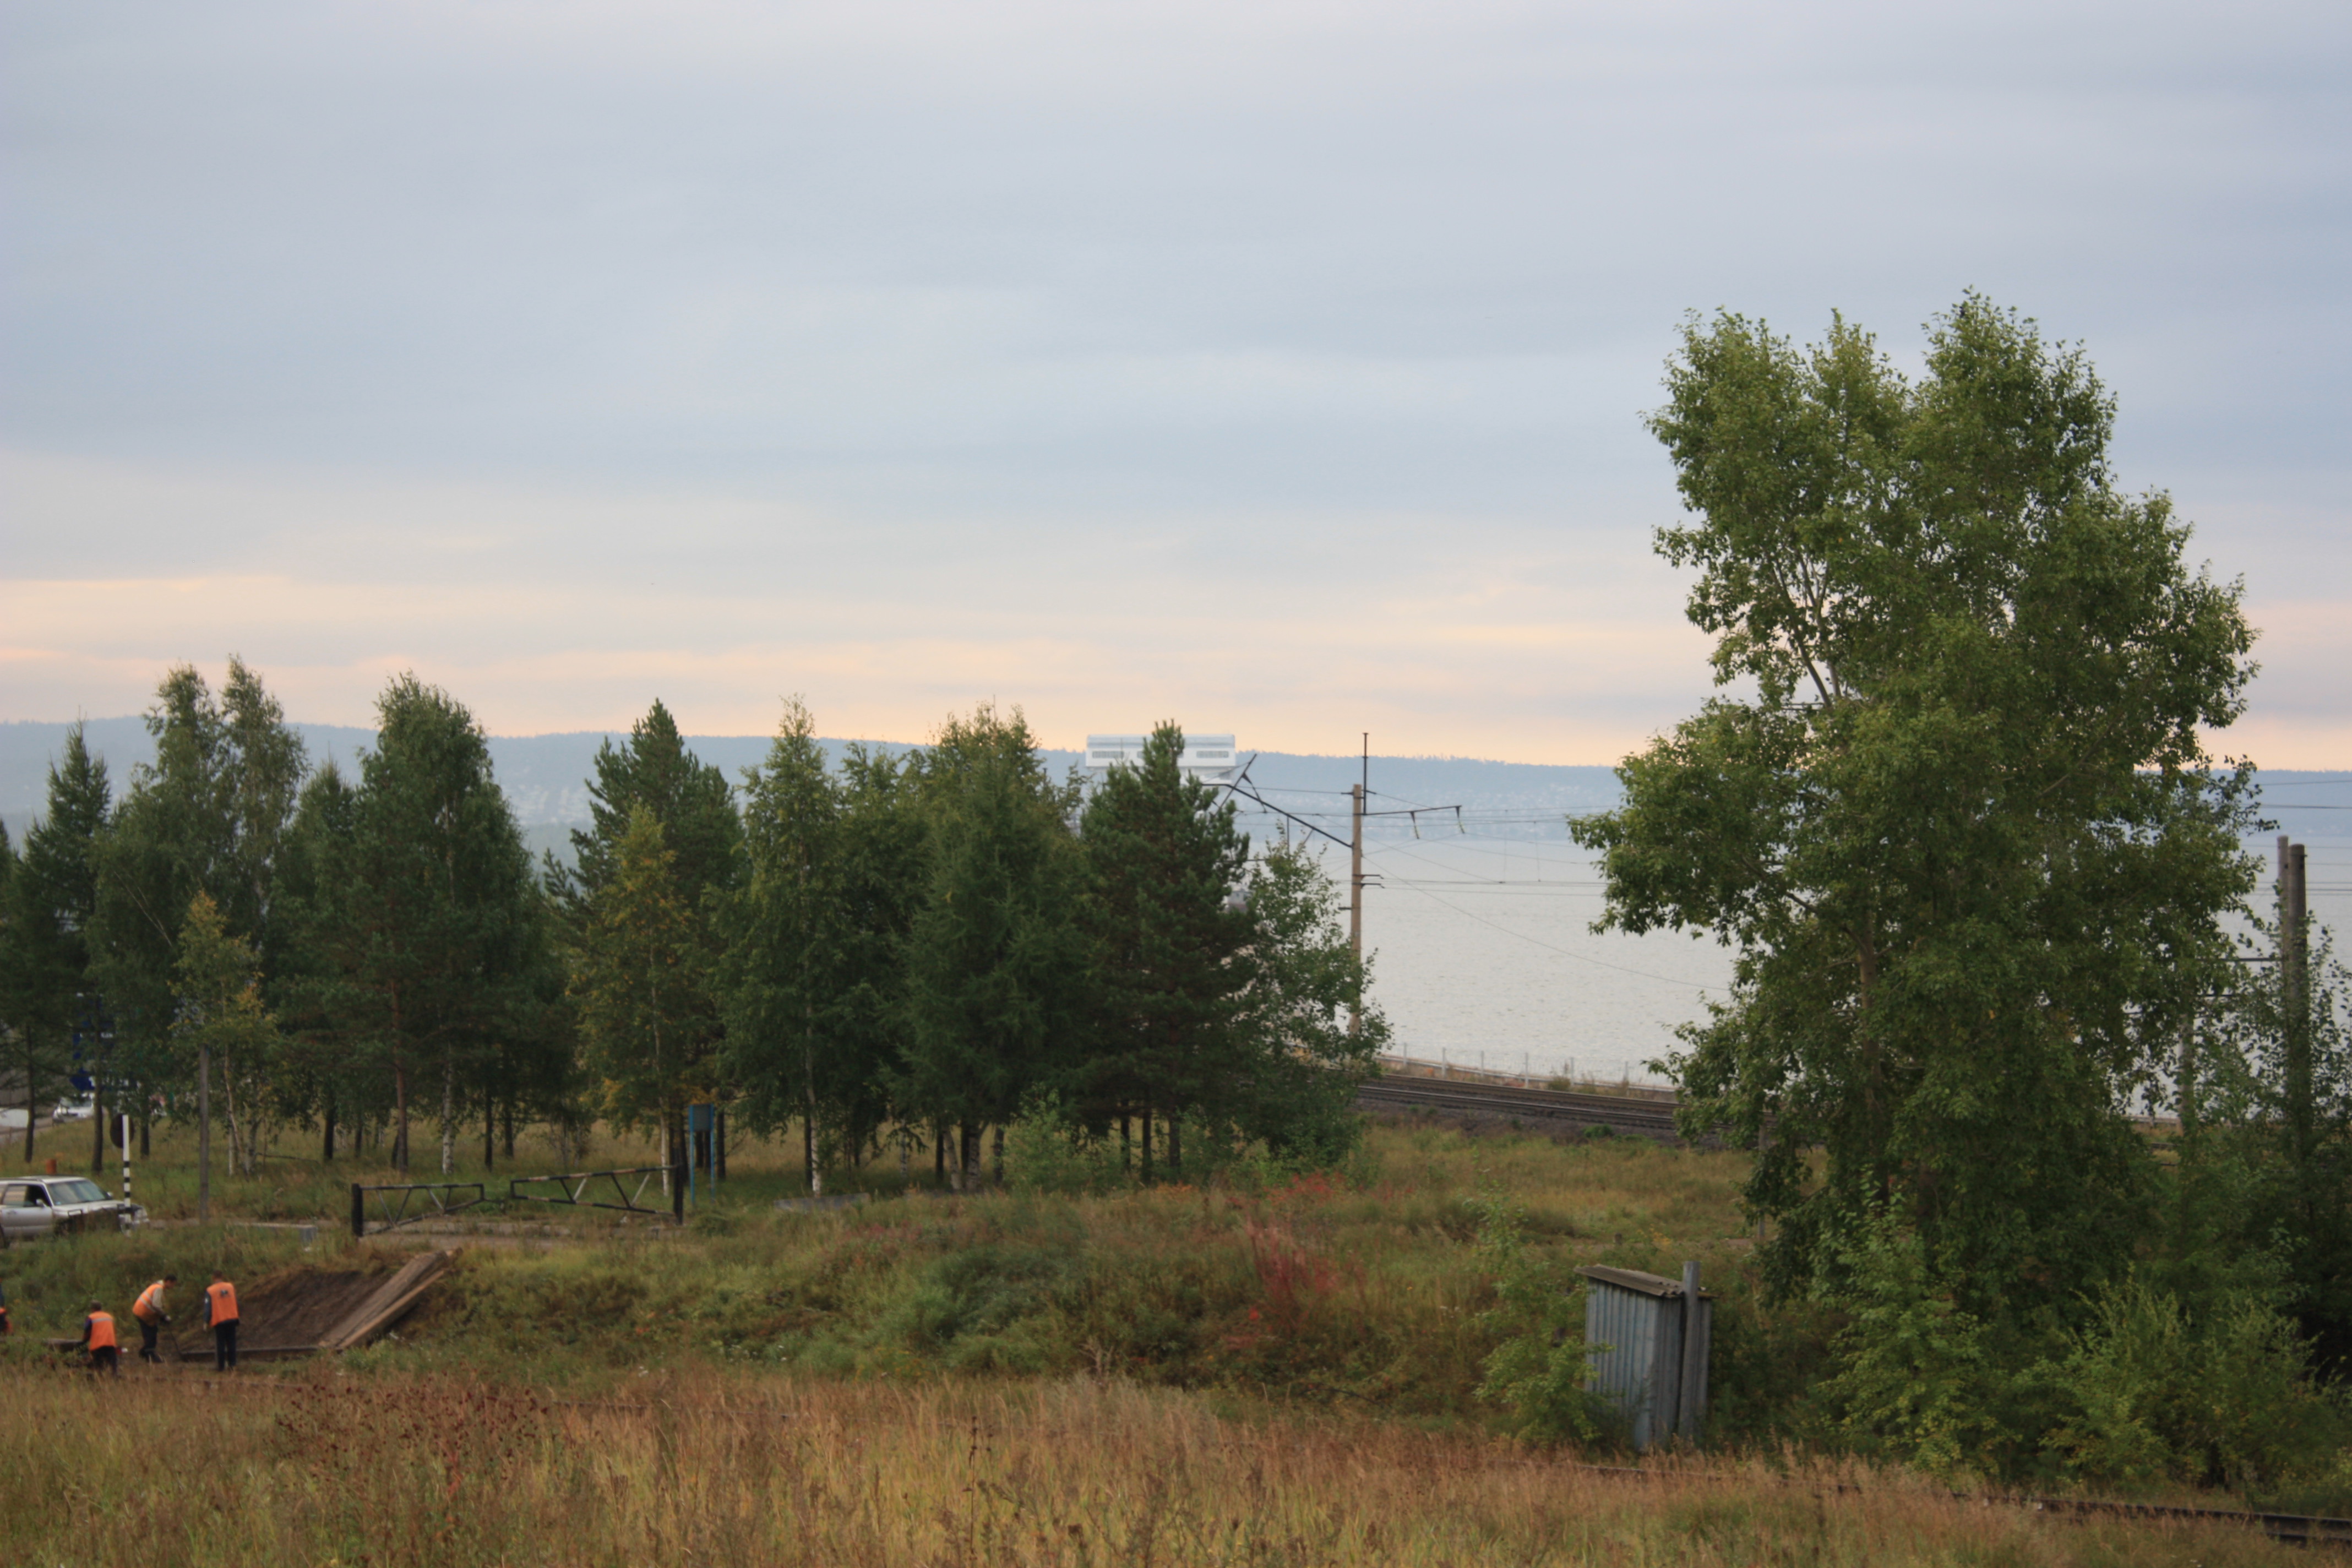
[{"xmin": 1386, "ymin": 878, "xmax": 1717, "ymax": 990}]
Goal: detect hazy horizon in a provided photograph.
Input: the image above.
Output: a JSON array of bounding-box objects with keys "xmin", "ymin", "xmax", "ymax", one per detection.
[{"xmin": 6, "ymin": 2, "xmax": 2346, "ymax": 761}]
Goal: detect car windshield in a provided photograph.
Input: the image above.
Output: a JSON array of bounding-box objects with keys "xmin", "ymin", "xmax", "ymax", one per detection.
[{"xmin": 52, "ymin": 1179, "xmax": 108, "ymax": 1204}]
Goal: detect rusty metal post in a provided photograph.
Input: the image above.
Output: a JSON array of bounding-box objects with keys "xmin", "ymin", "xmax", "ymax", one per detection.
[{"xmin": 1676, "ymin": 1261, "xmax": 1709, "ymax": 1444}]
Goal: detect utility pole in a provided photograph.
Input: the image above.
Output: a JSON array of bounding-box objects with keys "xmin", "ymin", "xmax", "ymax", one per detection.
[
  {"xmin": 1350, "ymin": 733, "xmax": 1366, "ymax": 1036},
  {"xmin": 1217, "ymin": 733, "xmax": 1455, "ymax": 1047},
  {"xmin": 2282, "ymin": 835, "xmax": 2312, "ymax": 1167}
]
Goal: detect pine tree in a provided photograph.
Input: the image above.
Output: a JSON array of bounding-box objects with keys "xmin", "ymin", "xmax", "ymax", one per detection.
[
  {"xmin": 334, "ymin": 674, "xmax": 540, "ymax": 1173},
  {"xmin": 900, "ymin": 705, "xmax": 1087, "ymax": 1182},
  {"xmin": 10, "ymin": 726, "xmax": 113, "ymax": 1164},
  {"xmin": 574, "ymin": 807, "xmax": 706, "ymax": 1146},
  {"xmin": 564, "ymin": 699, "xmax": 739, "ymax": 1167},
  {"xmin": 1078, "ymin": 723, "xmax": 1254, "ymax": 1177}
]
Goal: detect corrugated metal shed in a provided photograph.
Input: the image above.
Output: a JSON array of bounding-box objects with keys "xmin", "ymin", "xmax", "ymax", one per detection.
[{"xmin": 1578, "ymin": 1262, "xmax": 1713, "ymax": 1450}]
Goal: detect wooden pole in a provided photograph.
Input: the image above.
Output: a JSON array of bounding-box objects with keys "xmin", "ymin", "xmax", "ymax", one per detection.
[
  {"xmin": 2282, "ymin": 836, "xmax": 2312, "ymax": 1167},
  {"xmin": 1349, "ymin": 778, "xmax": 1365, "ymax": 1037}
]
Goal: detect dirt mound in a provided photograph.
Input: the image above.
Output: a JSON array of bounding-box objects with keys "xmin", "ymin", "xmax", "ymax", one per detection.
[{"xmin": 171, "ymin": 1250, "xmax": 450, "ymax": 1355}]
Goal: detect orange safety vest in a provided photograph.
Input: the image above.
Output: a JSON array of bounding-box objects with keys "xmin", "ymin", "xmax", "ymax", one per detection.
[
  {"xmin": 134, "ymin": 1281, "xmax": 169, "ymax": 1321},
  {"xmin": 87, "ymin": 1310, "xmax": 117, "ymax": 1351},
  {"xmin": 206, "ymin": 1281, "xmax": 239, "ymax": 1325}
]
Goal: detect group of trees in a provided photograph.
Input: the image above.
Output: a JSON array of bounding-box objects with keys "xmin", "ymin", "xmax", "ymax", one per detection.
[
  {"xmin": 1, "ymin": 673, "xmax": 1379, "ymax": 1191},
  {"xmin": 0, "ymin": 666, "xmax": 562, "ymax": 1189},
  {"xmin": 1577, "ymin": 293, "xmax": 2352, "ymax": 1476},
  {"xmin": 580, "ymin": 700, "xmax": 1378, "ymax": 1189}
]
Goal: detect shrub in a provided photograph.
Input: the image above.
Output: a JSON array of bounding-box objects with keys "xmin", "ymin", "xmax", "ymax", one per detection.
[
  {"xmin": 2046, "ymin": 1276, "xmax": 2346, "ymax": 1494},
  {"xmin": 1466, "ymin": 1187, "xmax": 1616, "ymax": 1446},
  {"xmin": 1002, "ymin": 1092, "xmax": 1126, "ymax": 1196},
  {"xmin": 1814, "ymin": 1211, "xmax": 2021, "ymax": 1479}
]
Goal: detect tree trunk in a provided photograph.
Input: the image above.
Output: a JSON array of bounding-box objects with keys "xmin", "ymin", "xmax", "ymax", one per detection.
[
  {"xmin": 992, "ymin": 1123, "xmax": 1005, "ymax": 1184},
  {"xmin": 198, "ymin": 1041, "xmax": 213, "ymax": 1221},
  {"xmin": 803, "ymin": 1111, "xmax": 816, "ymax": 1193},
  {"xmin": 390, "ymin": 981, "xmax": 410, "ymax": 1175},
  {"xmin": 323, "ymin": 1094, "xmax": 336, "ymax": 1162},
  {"xmin": 962, "ymin": 1120, "xmax": 981, "ymax": 1186},
  {"xmin": 1120, "ymin": 1115, "xmax": 1131, "ymax": 1174},
  {"xmin": 934, "ymin": 1122, "xmax": 946, "ymax": 1186},
  {"xmin": 502, "ymin": 1098, "xmax": 516, "ymax": 1160},
  {"xmin": 1167, "ymin": 1114, "xmax": 1182, "ymax": 1177},
  {"xmin": 91, "ymin": 1081, "xmax": 105, "ymax": 1175},
  {"xmin": 438, "ymin": 1056, "xmax": 456, "ymax": 1177},
  {"xmin": 482, "ymin": 1092, "xmax": 494, "ymax": 1173}
]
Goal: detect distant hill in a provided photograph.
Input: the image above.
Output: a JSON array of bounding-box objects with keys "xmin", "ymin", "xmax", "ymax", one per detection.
[{"xmin": 4, "ymin": 718, "xmax": 2343, "ymax": 856}]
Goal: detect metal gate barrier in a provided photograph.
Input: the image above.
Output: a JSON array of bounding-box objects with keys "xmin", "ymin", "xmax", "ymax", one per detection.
[
  {"xmin": 509, "ymin": 1164, "xmax": 684, "ymax": 1224},
  {"xmin": 350, "ymin": 1182, "xmax": 487, "ymax": 1238}
]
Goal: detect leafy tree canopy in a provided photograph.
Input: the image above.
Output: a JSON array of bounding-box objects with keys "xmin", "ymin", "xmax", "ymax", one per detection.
[{"xmin": 1576, "ymin": 296, "xmax": 2259, "ymax": 1314}]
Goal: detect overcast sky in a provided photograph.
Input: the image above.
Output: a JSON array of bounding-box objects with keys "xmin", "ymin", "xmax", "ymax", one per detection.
[{"xmin": 4, "ymin": 0, "xmax": 2346, "ymax": 764}]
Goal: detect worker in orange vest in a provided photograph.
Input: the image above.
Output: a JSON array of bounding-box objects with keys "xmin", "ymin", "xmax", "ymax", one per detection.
[
  {"xmin": 132, "ymin": 1273, "xmax": 177, "ymax": 1364},
  {"xmin": 83, "ymin": 1300, "xmax": 121, "ymax": 1378},
  {"xmin": 202, "ymin": 1271, "xmax": 239, "ymax": 1371}
]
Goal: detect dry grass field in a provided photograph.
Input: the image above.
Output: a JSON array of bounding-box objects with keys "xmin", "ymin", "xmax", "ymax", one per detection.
[
  {"xmin": 1, "ymin": 1116, "xmax": 2328, "ymax": 1563},
  {"xmin": 1, "ymin": 1368, "xmax": 2312, "ymax": 1567}
]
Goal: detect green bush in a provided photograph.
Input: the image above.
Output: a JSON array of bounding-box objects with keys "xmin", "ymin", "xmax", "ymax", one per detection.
[
  {"xmin": 1465, "ymin": 1187, "xmax": 1618, "ymax": 1446},
  {"xmin": 2046, "ymin": 1276, "xmax": 2346, "ymax": 1494},
  {"xmin": 1814, "ymin": 1212, "xmax": 2028, "ymax": 1479},
  {"xmin": 1001, "ymin": 1092, "xmax": 1126, "ymax": 1196}
]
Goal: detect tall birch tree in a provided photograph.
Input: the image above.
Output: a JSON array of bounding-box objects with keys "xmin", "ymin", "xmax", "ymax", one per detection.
[{"xmin": 1576, "ymin": 297, "xmax": 2258, "ymax": 1313}]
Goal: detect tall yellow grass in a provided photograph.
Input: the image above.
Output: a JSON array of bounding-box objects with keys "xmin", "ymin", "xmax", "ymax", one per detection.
[{"xmin": 0, "ymin": 1366, "xmax": 2305, "ymax": 1566}]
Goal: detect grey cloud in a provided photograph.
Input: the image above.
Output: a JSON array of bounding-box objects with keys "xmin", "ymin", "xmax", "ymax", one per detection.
[{"xmin": 1, "ymin": 0, "xmax": 2345, "ymax": 752}]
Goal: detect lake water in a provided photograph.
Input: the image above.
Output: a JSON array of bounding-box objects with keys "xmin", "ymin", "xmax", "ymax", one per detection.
[{"xmin": 1338, "ymin": 835, "xmax": 2352, "ymax": 1089}]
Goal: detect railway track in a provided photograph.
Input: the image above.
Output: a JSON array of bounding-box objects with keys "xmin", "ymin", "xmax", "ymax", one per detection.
[{"xmin": 1357, "ymin": 1076, "xmax": 1685, "ymax": 1139}]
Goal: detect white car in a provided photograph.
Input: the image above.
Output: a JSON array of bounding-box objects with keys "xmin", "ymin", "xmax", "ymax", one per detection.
[
  {"xmin": 51, "ymin": 1096, "xmax": 96, "ymax": 1123},
  {"xmin": 0, "ymin": 1175, "xmax": 146, "ymax": 1245}
]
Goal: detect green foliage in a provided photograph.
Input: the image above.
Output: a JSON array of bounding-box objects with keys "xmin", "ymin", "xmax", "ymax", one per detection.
[
  {"xmin": 1814, "ymin": 1211, "xmax": 2023, "ymax": 1479},
  {"xmin": 900, "ymin": 704, "xmax": 1089, "ymax": 1154},
  {"xmin": 2046, "ymin": 1277, "xmax": 2344, "ymax": 1495},
  {"xmin": 1078, "ymin": 722, "xmax": 1255, "ymax": 1173},
  {"xmin": 2, "ymin": 764, "xmax": 93, "ymax": 1156},
  {"xmin": 6, "ymin": 726, "xmax": 112, "ymax": 1136},
  {"xmin": 2189, "ymin": 920, "xmax": 2352, "ymax": 1366},
  {"xmin": 573, "ymin": 807, "xmax": 706, "ymax": 1134},
  {"xmin": 568, "ymin": 697, "xmax": 741, "ymax": 910},
  {"xmin": 1579, "ymin": 297, "xmax": 2260, "ymax": 1316},
  {"xmin": 171, "ymin": 891, "xmax": 287, "ymax": 1178},
  {"xmin": 1812, "ymin": 1207, "xmax": 2347, "ymax": 1498},
  {"xmin": 717, "ymin": 700, "xmax": 906, "ymax": 1181},
  {"xmin": 93, "ymin": 660, "xmax": 308, "ymax": 1100},
  {"xmin": 312, "ymin": 674, "xmax": 548, "ymax": 1173},
  {"xmin": 1466, "ymin": 1186, "xmax": 1615, "ymax": 1447},
  {"xmin": 1002, "ymin": 1090, "xmax": 1125, "ymax": 1195},
  {"xmin": 566, "ymin": 699, "xmax": 741, "ymax": 1162},
  {"xmin": 876, "ymin": 1242, "xmax": 1086, "ymax": 1371},
  {"xmin": 1233, "ymin": 836, "xmax": 1385, "ymax": 1162}
]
